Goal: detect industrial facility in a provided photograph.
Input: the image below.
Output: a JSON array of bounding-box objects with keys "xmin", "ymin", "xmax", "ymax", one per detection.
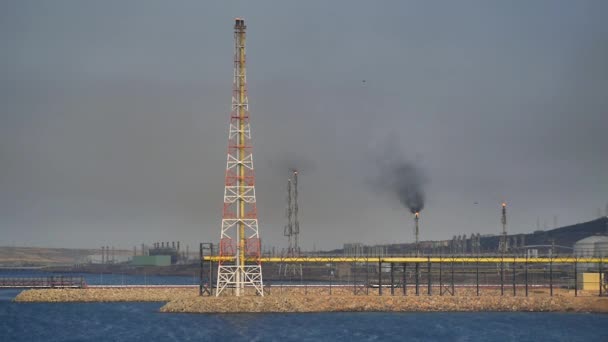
[
  {"xmin": 131, "ymin": 242, "xmax": 188, "ymax": 266},
  {"xmin": 194, "ymin": 18, "xmax": 608, "ymax": 298},
  {"xmin": 43, "ymin": 19, "xmax": 607, "ymax": 300}
]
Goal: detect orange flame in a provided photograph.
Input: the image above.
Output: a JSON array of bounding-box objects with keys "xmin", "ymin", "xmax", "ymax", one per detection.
[{"xmin": 415, "ymin": 212, "xmax": 419, "ymax": 218}]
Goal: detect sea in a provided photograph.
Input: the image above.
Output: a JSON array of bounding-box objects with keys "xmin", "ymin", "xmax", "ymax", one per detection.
[{"xmin": 1, "ymin": 270, "xmax": 608, "ymax": 342}]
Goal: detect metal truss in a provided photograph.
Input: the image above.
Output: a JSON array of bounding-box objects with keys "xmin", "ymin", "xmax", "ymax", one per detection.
[
  {"xmin": 279, "ymin": 170, "xmax": 303, "ymax": 278},
  {"xmin": 216, "ymin": 265, "xmax": 264, "ymax": 295},
  {"xmin": 216, "ymin": 18, "xmax": 263, "ymax": 297}
]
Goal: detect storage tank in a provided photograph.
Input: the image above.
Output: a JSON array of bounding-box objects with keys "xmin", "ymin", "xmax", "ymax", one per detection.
[
  {"xmin": 595, "ymin": 240, "xmax": 608, "ymax": 257},
  {"xmin": 574, "ymin": 235, "xmax": 608, "ymax": 257}
]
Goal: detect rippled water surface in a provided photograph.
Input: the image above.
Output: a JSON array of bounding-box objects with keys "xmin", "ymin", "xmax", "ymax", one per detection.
[
  {"xmin": 1, "ymin": 290, "xmax": 607, "ymax": 342},
  {"xmin": 0, "ymin": 269, "xmax": 199, "ymax": 286}
]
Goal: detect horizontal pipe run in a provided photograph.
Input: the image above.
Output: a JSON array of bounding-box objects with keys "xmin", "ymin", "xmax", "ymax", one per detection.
[{"xmin": 205, "ymin": 256, "xmax": 608, "ymax": 264}]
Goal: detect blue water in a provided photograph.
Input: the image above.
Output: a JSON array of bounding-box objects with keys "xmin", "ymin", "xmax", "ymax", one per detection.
[
  {"xmin": 1, "ymin": 290, "xmax": 607, "ymax": 342},
  {"xmin": 2, "ymin": 268, "xmax": 607, "ymax": 341},
  {"xmin": 0, "ymin": 269, "xmax": 344, "ymax": 286},
  {"xmin": 0, "ymin": 269, "xmax": 198, "ymax": 285}
]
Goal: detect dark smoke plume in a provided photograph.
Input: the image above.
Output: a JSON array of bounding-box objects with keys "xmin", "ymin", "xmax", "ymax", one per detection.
[
  {"xmin": 387, "ymin": 162, "xmax": 426, "ymax": 213},
  {"xmin": 369, "ymin": 138, "xmax": 428, "ymax": 214},
  {"xmin": 378, "ymin": 160, "xmax": 427, "ymax": 214}
]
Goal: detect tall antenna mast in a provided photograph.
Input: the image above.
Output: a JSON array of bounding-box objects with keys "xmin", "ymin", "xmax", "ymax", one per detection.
[
  {"xmin": 280, "ymin": 169, "xmax": 302, "ymax": 277},
  {"xmin": 279, "ymin": 169, "xmax": 302, "ymax": 277},
  {"xmin": 216, "ymin": 18, "xmax": 263, "ymax": 296}
]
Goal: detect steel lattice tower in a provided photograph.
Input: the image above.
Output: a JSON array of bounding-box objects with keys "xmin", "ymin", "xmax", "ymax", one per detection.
[
  {"xmin": 287, "ymin": 170, "xmax": 301, "ymax": 256},
  {"xmin": 216, "ymin": 18, "xmax": 263, "ymax": 296},
  {"xmin": 284, "ymin": 177, "xmax": 293, "ymax": 254},
  {"xmin": 280, "ymin": 170, "xmax": 302, "ymax": 277},
  {"xmin": 293, "ymin": 171, "xmax": 300, "ymax": 255}
]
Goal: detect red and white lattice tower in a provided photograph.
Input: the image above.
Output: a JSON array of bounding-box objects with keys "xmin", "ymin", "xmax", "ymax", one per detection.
[{"xmin": 216, "ymin": 18, "xmax": 263, "ymax": 296}]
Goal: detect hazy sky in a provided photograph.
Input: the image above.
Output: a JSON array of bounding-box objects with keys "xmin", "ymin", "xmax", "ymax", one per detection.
[{"xmin": 1, "ymin": 1, "xmax": 607, "ymax": 250}]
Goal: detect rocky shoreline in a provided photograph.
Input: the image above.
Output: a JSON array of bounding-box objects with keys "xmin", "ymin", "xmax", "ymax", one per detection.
[
  {"xmin": 160, "ymin": 295, "xmax": 608, "ymax": 314},
  {"xmin": 15, "ymin": 288, "xmax": 197, "ymax": 302},
  {"xmin": 14, "ymin": 288, "xmax": 608, "ymax": 313}
]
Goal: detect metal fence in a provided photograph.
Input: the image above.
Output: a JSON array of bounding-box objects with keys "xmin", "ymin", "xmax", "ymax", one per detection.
[{"xmin": 200, "ymin": 253, "xmax": 608, "ymax": 297}]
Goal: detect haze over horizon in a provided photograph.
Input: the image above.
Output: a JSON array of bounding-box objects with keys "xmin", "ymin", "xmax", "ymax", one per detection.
[{"xmin": 1, "ymin": 1, "xmax": 607, "ymax": 250}]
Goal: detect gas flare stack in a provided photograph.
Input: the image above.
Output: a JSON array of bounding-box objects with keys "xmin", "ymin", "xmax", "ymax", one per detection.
[
  {"xmin": 498, "ymin": 202, "xmax": 509, "ymax": 255},
  {"xmin": 414, "ymin": 212, "xmax": 420, "ymax": 256},
  {"xmin": 215, "ymin": 18, "xmax": 263, "ymax": 296}
]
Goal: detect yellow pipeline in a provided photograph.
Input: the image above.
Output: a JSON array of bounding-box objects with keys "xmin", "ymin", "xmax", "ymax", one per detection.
[{"xmin": 205, "ymin": 256, "xmax": 608, "ymax": 264}]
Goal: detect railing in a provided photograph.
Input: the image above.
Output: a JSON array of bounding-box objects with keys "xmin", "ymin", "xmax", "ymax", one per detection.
[
  {"xmin": 200, "ymin": 254, "xmax": 608, "ymax": 297},
  {"xmin": 0, "ymin": 276, "xmax": 87, "ymax": 288}
]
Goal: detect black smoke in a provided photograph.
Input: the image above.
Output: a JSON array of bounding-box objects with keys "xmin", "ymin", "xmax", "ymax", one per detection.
[
  {"xmin": 369, "ymin": 139, "xmax": 428, "ymax": 214},
  {"xmin": 379, "ymin": 160, "xmax": 427, "ymax": 214},
  {"xmin": 389, "ymin": 161, "xmax": 426, "ymax": 214}
]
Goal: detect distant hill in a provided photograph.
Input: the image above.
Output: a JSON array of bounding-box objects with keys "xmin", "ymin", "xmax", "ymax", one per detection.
[
  {"xmin": 476, "ymin": 217, "xmax": 608, "ymax": 252},
  {"xmin": 3, "ymin": 218, "xmax": 607, "ymax": 264},
  {"xmin": 331, "ymin": 217, "xmax": 608, "ymax": 255},
  {"xmin": 0, "ymin": 247, "xmax": 129, "ymax": 266}
]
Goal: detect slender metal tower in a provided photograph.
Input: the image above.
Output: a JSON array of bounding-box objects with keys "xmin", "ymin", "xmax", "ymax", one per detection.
[
  {"xmin": 498, "ymin": 202, "xmax": 508, "ymax": 254},
  {"xmin": 284, "ymin": 178, "xmax": 293, "ymax": 254},
  {"xmin": 216, "ymin": 18, "xmax": 263, "ymax": 296},
  {"xmin": 280, "ymin": 170, "xmax": 302, "ymax": 277},
  {"xmin": 293, "ymin": 170, "xmax": 300, "ymax": 255}
]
